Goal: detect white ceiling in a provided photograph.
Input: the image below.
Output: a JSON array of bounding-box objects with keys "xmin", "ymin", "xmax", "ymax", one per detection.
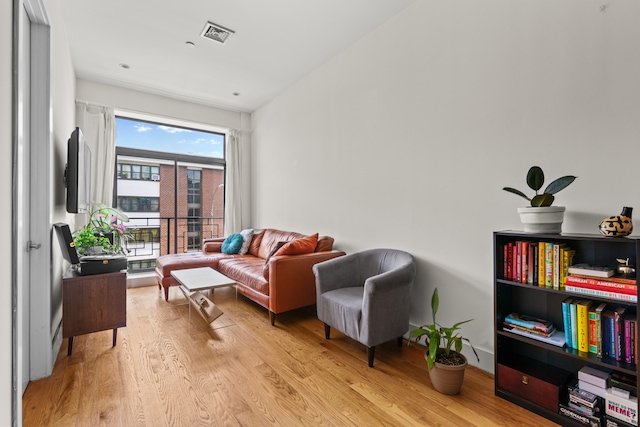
[{"xmin": 59, "ymin": 0, "xmax": 416, "ymax": 113}]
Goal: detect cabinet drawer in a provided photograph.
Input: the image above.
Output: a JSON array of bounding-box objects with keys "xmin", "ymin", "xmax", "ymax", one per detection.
[{"xmin": 497, "ymin": 358, "xmax": 571, "ymax": 412}]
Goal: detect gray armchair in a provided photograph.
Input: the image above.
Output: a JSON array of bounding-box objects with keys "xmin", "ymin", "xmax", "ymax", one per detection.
[{"xmin": 312, "ymin": 248, "xmax": 416, "ymax": 367}]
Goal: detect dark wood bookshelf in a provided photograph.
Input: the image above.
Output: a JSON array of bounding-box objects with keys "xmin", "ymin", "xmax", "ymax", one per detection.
[{"xmin": 494, "ymin": 231, "xmax": 639, "ymax": 427}]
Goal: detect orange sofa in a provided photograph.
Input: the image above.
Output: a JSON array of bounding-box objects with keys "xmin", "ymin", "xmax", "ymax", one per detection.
[{"xmin": 155, "ymin": 228, "xmax": 345, "ymax": 325}]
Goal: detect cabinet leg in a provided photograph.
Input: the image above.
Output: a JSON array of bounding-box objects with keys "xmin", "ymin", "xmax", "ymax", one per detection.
[
  {"xmin": 67, "ymin": 337, "xmax": 74, "ymax": 356},
  {"xmin": 112, "ymin": 328, "xmax": 117, "ymax": 347}
]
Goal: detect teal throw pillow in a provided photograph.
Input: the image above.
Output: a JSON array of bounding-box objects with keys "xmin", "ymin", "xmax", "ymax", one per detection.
[{"xmin": 221, "ymin": 233, "xmax": 243, "ymax": 254}]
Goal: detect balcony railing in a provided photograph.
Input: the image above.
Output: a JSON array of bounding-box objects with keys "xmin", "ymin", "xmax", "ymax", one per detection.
[{"xmin": 122, "ymin": 216, "xmax": 224, "ymax": 273}]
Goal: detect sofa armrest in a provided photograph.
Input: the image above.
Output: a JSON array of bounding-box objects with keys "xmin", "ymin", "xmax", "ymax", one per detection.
[
  {"xmin": 203, "ymin": 238, "xmax": 225, "ymax": 253},
  {"xmin": 267, "ymin": 250, "xmax": 345, "ymax": 314}
]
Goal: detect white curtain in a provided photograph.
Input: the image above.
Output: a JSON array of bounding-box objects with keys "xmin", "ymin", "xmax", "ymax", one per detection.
[
  {"xmin": 75, "ymin": 101, "xmax": 115, "ymax": 206},
  {"xmin": 224, "ymin": 130, "xmax": 243, "ymax": 235}
]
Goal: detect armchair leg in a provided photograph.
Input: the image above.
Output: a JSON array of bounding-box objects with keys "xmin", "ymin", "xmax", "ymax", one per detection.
[
  {"xmin": 324, "ymin": 323, "xmax": 331, "ymax": 339},
  {"xmin": 367, "ymin": 346, "xmax": 375, "ymax": 368},
  {"xmin": 397, "ymin": 336, "xmax": 403, "ymax": 347},
  {"xmin": 269, "ymin": 311, "xmax": 276, "ymax": 326}
]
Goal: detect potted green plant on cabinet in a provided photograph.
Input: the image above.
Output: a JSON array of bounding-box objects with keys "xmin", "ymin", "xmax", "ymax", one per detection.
[
  {"xmin": 408, "ymin": 288, "xmax": 479, "ymax": 395},
  {"xmin": 73, "ymin": 202, "xmax": 133, "ymax": 256},
  {"xmin": 503, "ymin": 166, "xmax": 577, "ymax": 233}
]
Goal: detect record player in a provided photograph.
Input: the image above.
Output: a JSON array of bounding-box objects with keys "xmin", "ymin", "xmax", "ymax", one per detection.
[{"xmin": 54, "ymin": 223, "xmax": 128, "ymax": 275}]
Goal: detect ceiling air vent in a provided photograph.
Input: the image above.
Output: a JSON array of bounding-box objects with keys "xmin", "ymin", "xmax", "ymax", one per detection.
[{"xmin": 200, "ymin": 22, "xmax": 235, "ymax": 44}]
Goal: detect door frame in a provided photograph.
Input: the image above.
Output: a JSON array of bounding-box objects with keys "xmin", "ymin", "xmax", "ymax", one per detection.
[{"xmin": 13, "ymin": 0, "xmax": 53, "ymax": 422}]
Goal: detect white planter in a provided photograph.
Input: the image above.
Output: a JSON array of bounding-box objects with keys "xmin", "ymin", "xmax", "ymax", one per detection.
[{"xmin": 517, "ymin": 206, "xmax": 566, "ymax": 234}]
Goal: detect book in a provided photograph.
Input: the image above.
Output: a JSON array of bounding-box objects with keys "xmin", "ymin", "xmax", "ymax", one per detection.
[
  {"xmin": 560, "ymin": 403, "xmax": 603, "ymax": 426},
  {"xmin": 605, "ymin": 389, "xmax": 638, "ymax": 426},
  {"xmin": 538, "ymin": 241, "xmax": 546, "ymax": 287},
  {"xmin": 603, "ymin": 309, "xmax": 615, "ymax": 359},
  {"xmin": 570, "ymin": 383, "xmax": 602, "ymax": 408},
  {"xmin": 604, "ymin": 415, "xmax": 636, "ymax": 427},
  {"xmin": 545, "ymin": 242, "xmax": 554, "ymax": 288},
  {"xmin": 562, "ymin": 297, "xmax": 574, "ymax": 349},
  {"xmin": 579, "ymin": 366, "xmax": 610, "ymax": 389},
  {"xmin": 565, "ymin": 285, "xmax": 638, "ymax": 303},
  {"xmin": 570, "ymin": 274, "xmax": 637, "ymax": 285},
  {"xmin": 613, "ymin": 306, "xmax": 628, "ymax": 362},
  {"xmin": 569, "ymin": 263, "xmax": 615, "ymax": 278},
  {"xmin": 596, "ymin": 302, "xmax": 608, "ymax": 358},
  {"xmin": 589, "ymin": 306, "xmax": 599, "ymax": 354},
  {"xmin": 623, "ymin": 308, "xmax": 636, "ymax": 364},
  {"xmin": 502, "ymin": 324, "xmax": 566, "ymax": 347},
  {"xmin": 501, "ymin": 321, "xmax": 555, "ymax": 337},
  {"xmin": 504, "ymin": 312, "xmax": 555, "ymax": 334},
  {"xmin": 576, "ymin": 300, "xmax": 593, "ymax": 353},
  {"xmin": 570, "ymin": 299, "xmax": 579, "ymax": 350},
  {"xmin": 562, "ymin": 249, "xmax": 576, "ymax": 290},
  {"xmin": 553, "ymin": 243, "xmax": 565, "ymax": 289},
  {"xmin": 566, "ymin": 275, "xmax": 638, "ymax": 294}
]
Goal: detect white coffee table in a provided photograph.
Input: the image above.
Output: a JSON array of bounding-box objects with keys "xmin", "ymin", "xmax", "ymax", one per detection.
[{"xmin": 171, "ymin": 267, "xmax": 236, "ymax": 324}]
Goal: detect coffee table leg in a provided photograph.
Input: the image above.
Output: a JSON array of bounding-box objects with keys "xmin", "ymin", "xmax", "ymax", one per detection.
[
  {"xmin": 67, "ymin": 336, "xmax": 74, "ymax": 356},
  {"xmin": 112, "ymin": 328, "xmax": 118, "ymax": 346}
]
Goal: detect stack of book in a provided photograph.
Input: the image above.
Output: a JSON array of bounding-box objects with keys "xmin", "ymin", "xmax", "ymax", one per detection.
[
  {"xmin": 560, "ymin": 383, "xmax": 603, "ymax": 426},
  {"xmin": 502, "ymin": 312, "xmax": 566, "ymax": 347},
  {"xmin": 562, "ymin": 299, "xmax": 637, "ymax": 361},
  {"xmin": 565, "ymin": 264, "xmax": 637, "ymax": 303}
]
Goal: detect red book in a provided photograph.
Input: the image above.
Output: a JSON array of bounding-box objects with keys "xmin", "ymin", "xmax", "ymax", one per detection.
[
  {"xmin": 565, "ymin": 275, "xmax": 638, "ymax": 293},
  {"xmin": 521, "ymin": 241, "xmax": 528, "ymax": 283}
]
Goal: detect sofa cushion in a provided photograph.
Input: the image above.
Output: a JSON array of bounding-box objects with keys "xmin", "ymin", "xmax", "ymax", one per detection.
[
  {"xmin": 222, "ymin": 233, "xmax": 243, "ymax": 254},
  {"xmin": 274, "ymin": 233, "xmax": 318, "ymax": 256},
  {"xmin": 155, "ymin": 252, "xmax": 227, "ymax": 276},
  {"xmin": 315, "ymin": 236, "xmax": 334, "ymax": 252},
  {"xmin": 257, "ymin": 229, "xmax": 306, "ymax": 259},
  {"xmin": 238, "ymin": 228, "xmax": 254, "ymax": 255},
  {"xmin": 248, "ymin": 230, "xmax": 264, "ymax": 257},
  {"xmin": 217, "ymin": 257, "xmax": 269, "ymax": 296}
]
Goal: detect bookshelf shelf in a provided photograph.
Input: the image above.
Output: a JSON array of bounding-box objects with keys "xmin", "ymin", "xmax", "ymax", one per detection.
[{"xmin": 494, "ymin": 231, "xmax": 639, "ymax": 426}]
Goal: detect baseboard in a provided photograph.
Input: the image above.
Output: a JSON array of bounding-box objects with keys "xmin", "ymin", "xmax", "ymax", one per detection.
[{"xmin": 126, "ymin": 272, "xmax": 158, "ymax": 288}]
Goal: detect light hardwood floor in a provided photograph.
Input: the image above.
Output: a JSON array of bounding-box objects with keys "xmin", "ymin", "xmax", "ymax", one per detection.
[{"xmin": 22, "ymin": 285, "xmax": 558, "ymax": 426}]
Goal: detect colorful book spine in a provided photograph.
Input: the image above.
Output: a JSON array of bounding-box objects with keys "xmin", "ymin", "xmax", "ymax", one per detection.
[
  {"xmin": 613, "ymin": 306, "xmax": 627, "ymax": 362},
  {"xmin": 588, "ymin": 307, "xmax": 598, "ymax": 354},
  {"xmin": 553, "ymin": 244, "xmax": 564, "ymax": 289},
  {"xmin": 545, "ymin": 242, "xmax": 553, "ymax": 288},
  {"xmin": 576, "ymin": 300, "xmax": 591, "ymax": 353},
  {"xmin": 532, "ymin": 243, "xmax": 538, "ymax": 285},
  {"xmin": 521, "ymin": 241, "xmax": 528, "ymax": 283},
  {"xmin": 595, "ymin": 302, "xmax": 607, "ymax": 358},
  {"xmin": 603, "ymin": 309, "xmax": 614, "ymax": 358},
  {"xmin": 565, "ymin": 285, "xmax": 638, "ymax": 302},
  {"xmin": 562, "ymin": 297, "xmax": 573, "ymax": 349},
  {"xmin": 561, "ymin": 249, "xmax": 575, "ymax": 290},
  {"xmin": 570, "ymin": 273, "xmax": 636, "ymax": 285},
  {"xmin": 570, "ymin": 300, "xmax": 579, "ymax": 350},
  {"xmin": 538, "ymin": 242, "xmax": 546, "ymax": 287}
]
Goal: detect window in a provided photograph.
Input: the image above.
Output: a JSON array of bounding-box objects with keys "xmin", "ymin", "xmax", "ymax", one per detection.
[
  {"xmin": 117, "ymin": 196, "xmax": 159, "ymax": 212},
  {"xmin": 115, "ymin": 115, "xmax": 226, "ymax": 264},
  {"xmin": 117, "ymin": 163, "xmax": 159, "ymax": 181}
]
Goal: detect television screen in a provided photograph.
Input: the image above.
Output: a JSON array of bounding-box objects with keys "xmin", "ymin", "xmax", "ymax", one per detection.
[{"xmin": 65, "ymin": 127, "xmax": 91, "ymax": 213}]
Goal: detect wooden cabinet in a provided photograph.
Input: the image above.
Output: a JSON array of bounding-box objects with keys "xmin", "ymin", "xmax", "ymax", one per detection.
[
  {"xmin": 494, "ymin": 231, "xmax": 638, "ymax": 426},
  {"xmin": 62, "ymin": 269, "xmax": 126, "ymax": 355}
]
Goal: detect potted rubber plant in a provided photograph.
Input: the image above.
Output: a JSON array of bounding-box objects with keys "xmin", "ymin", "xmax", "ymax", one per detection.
[
  {"xmin": 503, "ymin": 166, "xmax": 577, "ymax": 233},
  {"xmin": 408, "ymin": 288, "xmax": 479, "ymax": 395}
]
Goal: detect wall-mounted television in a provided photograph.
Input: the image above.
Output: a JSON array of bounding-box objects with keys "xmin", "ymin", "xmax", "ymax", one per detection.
[{"xmin": 65, "ymin": 127, "xmax": 91, "ymax": 213}]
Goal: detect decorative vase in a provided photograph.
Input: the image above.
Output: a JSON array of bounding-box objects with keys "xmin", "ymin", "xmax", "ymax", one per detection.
[
  {"xmin": 517, "ymin": 206, "xmax": 566, "ymax": 234},
  {"xmin": 599, "ymin": 207, "xmax": 633, "ymax": 237},
  {"xmin": 426, "ymin": 350, "xmax": 468, "ymax": 395}
]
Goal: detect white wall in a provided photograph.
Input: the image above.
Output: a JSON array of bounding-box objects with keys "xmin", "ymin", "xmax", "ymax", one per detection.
[
  {"xmin": 0, "ymin": 0, "xmax": 14, "ymax": 423},
  {"xmin": 250, "ymin": 0, "xmax": 640, "ymax": 372}
]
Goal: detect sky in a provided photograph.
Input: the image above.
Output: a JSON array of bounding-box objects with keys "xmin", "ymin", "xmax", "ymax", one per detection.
[{"xmin": 115, "ymin": 117, "xmax": 224, "ymax": 158}]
